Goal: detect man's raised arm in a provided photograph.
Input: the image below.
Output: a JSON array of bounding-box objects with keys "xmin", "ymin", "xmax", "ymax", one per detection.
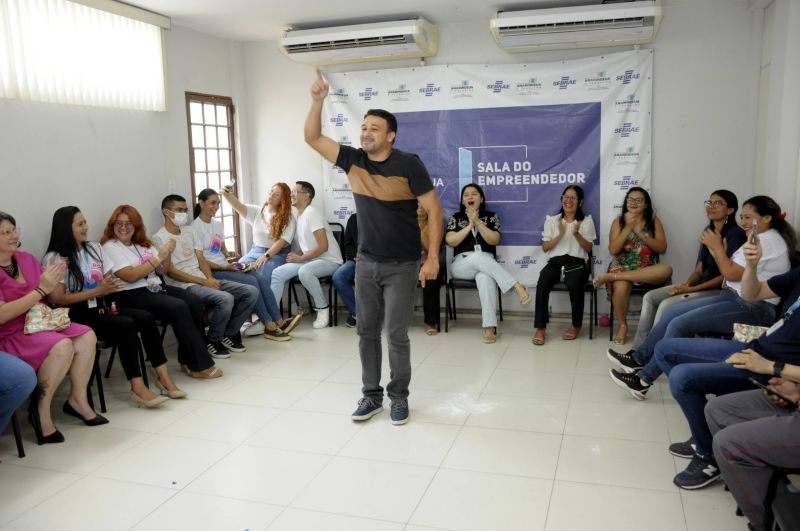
[{"xmin": 304, "ymin": 68, "xmax": 341, "ymax": 164}]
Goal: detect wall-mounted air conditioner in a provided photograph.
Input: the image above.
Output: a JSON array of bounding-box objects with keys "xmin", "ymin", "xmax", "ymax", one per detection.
[
  {"xmin": 491, "ymin": 1, "xmax": 662, "ymax": 52},
  {"xmin": 279, "ymin": 18, "xmax": 437, "ymax": 65}
]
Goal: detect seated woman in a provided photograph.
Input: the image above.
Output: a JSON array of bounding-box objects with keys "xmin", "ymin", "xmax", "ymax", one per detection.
[
  {"xmin": 445, "ymin": 183, "xmax": 530, "ymax": 344},
  {"xmin": 609, "ymin": 195, "xmax": 797, "ymax": 399},
  {"xmin": 220, "ymin": 183, "xmax": 300, "ymax": 318},
  {"xmin": 533, "ymin": 185, "xmax": 596, "ymax": 345},
  {"xmin": 0, "ymin": 211, "xmax": 107, "ymax": 445},
  {"xmin": 192, "ymin": 189, "xmax": 295, "ymax": 341},
  {"xmin": 593, "ymin": 186, "xmax": 672, "ymax": 345},
  {"xmin": 100, "ymin": 205, "xmax": 221, "ymax": 380},
  {"xmin": 419, "ymin": 203, "xmax": 445, "ymax": 336},
  {"xmin": 630, "ymin": 190, "xmax": 746, "ymax": 348},
  {"xmin": 44, "ymin": 206, "xmax": 173, "ymax": 408}
]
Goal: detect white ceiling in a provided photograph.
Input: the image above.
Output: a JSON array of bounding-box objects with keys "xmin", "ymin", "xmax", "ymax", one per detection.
[{"xmin": 123, "ymin": 0, "xmax": 603, "ymax": 42}]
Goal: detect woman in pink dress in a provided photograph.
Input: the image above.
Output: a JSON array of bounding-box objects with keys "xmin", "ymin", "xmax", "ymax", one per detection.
[{"xmin": 0, "ymin": 211, "xmax": 106, "ymax": 445}]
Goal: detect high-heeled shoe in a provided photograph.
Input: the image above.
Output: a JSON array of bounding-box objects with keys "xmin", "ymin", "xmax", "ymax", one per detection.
[
  {"xmin": 27, "ymin": 413, "xmax": 64, "ymax": 445},
  {"xmin": 154, "ymin": 379, "xmax": 187, "ymax": 399},
  {"xmin": 62, "ymin": 401, "xmax": 109, "ymax": 426},
  {"xmin": 130, "ymin": 391, "xmax": 169, "ymax": 408}
]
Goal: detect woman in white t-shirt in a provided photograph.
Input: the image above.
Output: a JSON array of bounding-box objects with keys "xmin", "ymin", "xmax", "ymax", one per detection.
[
  {"xmin": 192, "ymin": 189, "xmax": 299, "ymax": 340},
  {"xmin": 532, "ymin": 185, "xmax": 597, "ymax": 345}
]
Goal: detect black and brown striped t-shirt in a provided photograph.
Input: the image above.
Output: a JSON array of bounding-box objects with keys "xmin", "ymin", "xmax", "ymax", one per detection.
[{"xmin": 335, "ymin": 145, "xmax": 433, "ymax": 262}]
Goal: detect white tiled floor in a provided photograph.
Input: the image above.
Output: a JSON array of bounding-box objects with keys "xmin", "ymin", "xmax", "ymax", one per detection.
[{"xmin": 0, "ymin": 316, "xmax": 742, "ymax": 530}]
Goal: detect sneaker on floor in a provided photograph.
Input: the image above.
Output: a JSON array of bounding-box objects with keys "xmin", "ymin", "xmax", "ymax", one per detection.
[
  {"xmin": 390, "ymin": 398, "xmax": 409, "ymax": 425},
  {"xmin": 609, "ymin": 368, "xmax": 650, "ymax": 400},
  {"xmin": 280, "ymin": 314, "xmax": 303, "ymax": 334},
  {"xmin": 674, "ymin": 455, "xmax": 721, "ymax": 490},
  {"xmin": 669, "ymin": 437, "xmax": 696, "ymax": 459},
  {"xmin": 345, "ymin": 315, "xmax": 356, "ymax": 328},
  {"xmin": 263, "ymin": 327, "xmax": 291, "ymax": 342},
  {"xmin": 206, "ymin": 341, "xmax": 231, "ymax": 359},
  {"xmin": 606, "ymin": 348, "xmax": 644, "ymax": 373},
  {"xmin": 242, "ymin": 320, "xmax": 265, "ymax": 337},
  {"xmin": 312, "ymin": 307, "xmax": 330, "ymax": 329},
  {"xmin": 221, "ymin": 335, "xmax": 246, "ymax": 353},
  {"xmin": 351, "ymin": 397, "xmax": 383, "ymax": 421}
]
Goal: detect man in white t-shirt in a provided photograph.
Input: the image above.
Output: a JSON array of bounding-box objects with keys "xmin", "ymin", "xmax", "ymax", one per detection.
[
  {"xmin": 152, "ymin": 195, "xmax": 258, "ymax": 357},
  {"xmin": 271, "ymin": 182, "xmax": 343, "ymax": 328}
]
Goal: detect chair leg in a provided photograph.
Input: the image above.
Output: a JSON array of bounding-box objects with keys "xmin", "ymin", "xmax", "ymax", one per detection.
[
  {"xmin": 333, "ymin": 288, "xmax": 339, "ymax": 327},
  {"xmin": 588, "ymin": 290, "xmax": 594, "ymax": 340},
  {"xmin": 11, "ymin": 411, "xmax": 25, "ymax": 458},
  {"xmin": 444, "ymin": 288, "xmax": 450, "ymax": 332},
  {"xmin": 91, "ymin": 352, "xmax": 106, "ymax": 413},
  {"xmin": 609, "ymin": 310, "xmax": 614, "ymax": 342},
  {"xmin": 498, "ymin": 286, "xmax": 504, "ymax": 322},
  {"xmin": 104, "ymin": 345, "xmax": 117, "ymax": 379}
]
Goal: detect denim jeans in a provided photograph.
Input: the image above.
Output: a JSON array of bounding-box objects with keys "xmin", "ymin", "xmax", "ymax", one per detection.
[
  {"xmin": 186, "ymin": 280, "xmax": 258, "ymax": 340},
  {"xmin": 332, "ymin": 260, "xmax": 356, "ymax": 317},
  {"xmin": 271, "ymin": 259, "xmax": 340, "ymax": 310},
  {"xmin": 213, "ymin": 270, "xmax": 282, "ymax": 324},
  {"xmin": 634, "ymin": 290, "xmax": 776, "ymax": 383},
  {"xmin": 653, "ymin": 337, "xmax": 769, "ymax": 458},
  {"xmin": 357, "ymin": 257, "xmax": 419, "ymax": 400},
  {"xmin": 631, "ymin": 287, "xmax": 720, "ymax": 348},
  {"xmin": 0, "ymin": 351, "xmax": 37, "ymax": 432}
]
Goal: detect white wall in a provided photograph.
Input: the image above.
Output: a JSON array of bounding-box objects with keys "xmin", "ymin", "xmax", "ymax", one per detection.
[
  {"xmin": 0, "ymin": 24, "xmax": 246, "ymax": 259},
  {"xmin": 241, "ymin": 0, "xmax": 763, "ymax": 315}
]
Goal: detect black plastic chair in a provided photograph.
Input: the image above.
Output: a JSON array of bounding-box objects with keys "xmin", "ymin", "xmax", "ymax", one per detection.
[
  {"xmin": 549, "ymin": 252, "xmax": 598, "ymax": 339},
  {"xmin": 765, "ymin": 468, "xmax": 800, "ymax": 530},
  {"xmin": 417, "ymin": 244, "xmax": 448, "ymax": 332},
  {"xmin": 10, "ymin": 410, "xmax": 24, "ymax": 458},
  {"xmin": 286, "ymin": 222, "xmax": 345, "ymax": 327}
]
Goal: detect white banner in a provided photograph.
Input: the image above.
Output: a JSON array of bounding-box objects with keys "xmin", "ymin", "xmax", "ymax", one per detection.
[{"xmin": 321, "ymin": 49, "xmax": 653, "ymax": 286}]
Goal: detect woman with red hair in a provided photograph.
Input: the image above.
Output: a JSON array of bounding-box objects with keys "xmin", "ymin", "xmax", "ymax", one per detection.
[
  {"xmin": 101, "ymin": 205, "xmax": 221, "ymax": 380},
  {"xmin": 221, "ymin": 182, "xmax": 301, "ymax": 334}
]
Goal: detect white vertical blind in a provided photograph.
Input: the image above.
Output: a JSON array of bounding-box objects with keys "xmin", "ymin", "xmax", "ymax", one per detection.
[{"xmin": 0, "ymin": 0, "xmax": 166, "ymax": 111}]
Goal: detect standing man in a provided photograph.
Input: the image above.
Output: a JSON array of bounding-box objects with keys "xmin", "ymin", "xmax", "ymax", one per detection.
[{"xmin": 304, "ymin": 69, "xmax": 443, "ymax": 425}]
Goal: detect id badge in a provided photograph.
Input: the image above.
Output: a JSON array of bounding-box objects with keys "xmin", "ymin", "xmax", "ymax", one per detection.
[
  {"xmin": 88, "ymin": 297, "xmax": 97, "ymax": 309},
  {"xmin": 765, "ymin": 319, "xmax": 784, "ymax": 336},
  {"xmin": 474, "ymin": 244, "xmax": 482, "ymax": 254}
]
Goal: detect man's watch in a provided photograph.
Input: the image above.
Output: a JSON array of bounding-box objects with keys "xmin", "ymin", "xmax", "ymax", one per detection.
[
  {"xmin": 773, "ymin": 360, "xmax": 785, "ymax": 377},
  {"xmin": 264, "ymin": 253, "xmax": 270, "ymax": 260}
]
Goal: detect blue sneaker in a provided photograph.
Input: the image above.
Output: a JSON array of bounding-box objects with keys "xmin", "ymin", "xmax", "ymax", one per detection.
[
  {"xmin": 351, "ymin": 397, "xmax": 383, "ymax": 421},
  {"xmin": 345, "ymin": 315, "xmax": 357, "ymax": 328},
  {"xmin": 390, "ymin": 398, "xmax": 409, "ymax": 425}
]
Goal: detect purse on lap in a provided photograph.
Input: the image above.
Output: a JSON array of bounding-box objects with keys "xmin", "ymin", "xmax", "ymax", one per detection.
[{"xmin": 24, "ymin": 304, "xmax": 71, "ymax": 334}]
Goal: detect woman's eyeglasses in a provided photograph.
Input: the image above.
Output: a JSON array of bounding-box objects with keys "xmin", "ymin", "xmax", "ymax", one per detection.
[
  {"xmin": 626, "ymin": 197, "xmax": 645, "ymax": 205},
  {"xmin": 561, "ymin": 195, "xmax": 579, "ymax": 202},
  {"xmin": 0, "ymin": 227, "xmax": 19, "ymax": 238},
  {"xmin": 704, "ymin": 200, "xmax": 726, "ymax": 208},
  {"xmin": 114, "ymin": 221, "xmax": 135, "ymax": 229}
]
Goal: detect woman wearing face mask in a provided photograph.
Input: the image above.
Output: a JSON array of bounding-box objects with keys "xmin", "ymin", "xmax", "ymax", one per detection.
[
  {"xmin": 593, "ymin": 187, "xmax": 672, "ymax": 345},
  {"xmin": 0, "ymin": 211, "xmax": 105, "ymax": 445},
  {"xmin": 221, "ymin": 183, "xmax": 302, "ymax": 329},
  {"xmin": 44, "ymin": 206, "xmax": 172, "ymax": 408},
  {"xmin": 192, "ymin": 188, "xmax": 292, "ymax": 341},
  {"xmin": 532, "ymin": 185, "xmax": 596, "ymax": 345},
  {"xmin": 101, "ymin": 205, "xmax": 221, "ymax": 380},
  {"xmin": 446, "ymin": 183, "xmax": 530, "ymax": 344}
]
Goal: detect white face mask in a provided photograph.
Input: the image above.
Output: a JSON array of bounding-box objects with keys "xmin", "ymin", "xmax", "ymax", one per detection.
[{"xmin": 172, "ymin": 212, "xmax": 188, "ymax": 226}]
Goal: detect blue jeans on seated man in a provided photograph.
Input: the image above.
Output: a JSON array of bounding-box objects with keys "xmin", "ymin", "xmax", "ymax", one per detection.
[
  {"xmin": 333, "ymin": 260, "xmax": 356, "ymax": 318},
  {"xmin": 633, "ymin": 290, "xmax": 777, "ymax": 384},
  {"xmin": 186, "ymin": 280, "xmax": 259, "ymax": 341},
  {"xmin": 239, "ymin": 246, "xmax": 290, "ymax": 297},
  {"xmin": 0, "ymin": 351, "xmax": 37, "ymax": 432},
  {"xmin": 214, "ymin": 270, "xmax": 283, "ymax": 324},
  {"xmin": 652, "ymin": 337, "xmax": 769, "ymax": 459}
]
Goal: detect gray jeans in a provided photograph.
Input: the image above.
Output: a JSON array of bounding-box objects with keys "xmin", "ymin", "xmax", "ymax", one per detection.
[
  {"xmin": 356, "ymin": 256, "xmax": 419, "ymax": 401},
  {"xmin": 632, "ymin": 286, "xmax": 720, "ymax": 348},
  {"xmin": 707, "ymin": 390, "xmax": 800, "ymax": 531}
]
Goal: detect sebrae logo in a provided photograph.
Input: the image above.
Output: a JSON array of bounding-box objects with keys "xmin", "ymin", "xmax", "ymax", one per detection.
[
  {"xmin": 358, "ymin": 87, "xmax": 379, "ymax": 101},
  {"xmin": 616, "ymin": 69, "xmax": 641, "ymax": 84},
  {"xmin": 418, "ymin": 83, "xmax": 441, "ymax": 97},
  {"xmin": 613, "ymin": 176, "xmax": 640, "ymax": 191},
  {"xmin": 333, "ymin": 206, "xmax": 354, "ymax": 220},
  {"xmin": 553, "ymin": 76, "xmax": 577, "ymax": 90},
  {"xmin": 514, "ymin": 256, "xmax": 537, "ymax": 269},
  {"xmin": 487, "ymin": 80, "xmax": 510, "ymax": 93},
  {"xmin": 614, "ymin": 122, "xmax": 640, "ymax": 138},
  {"xmin": 330, "ymin": 114, "xmax": 349, "ymax": 127}
]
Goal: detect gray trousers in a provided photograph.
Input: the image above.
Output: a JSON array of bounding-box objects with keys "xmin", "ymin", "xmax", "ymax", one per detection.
[
  {"xmin": 631, "ymin": 287, "xmax": 720, "ymax": 348},
  {"xmin": 706, "ymin": 389, "xmax": 800, "ymax": 531},
  {"xmin": 356, "ymin": 257, "xmax": 419, "ymax": 401}
]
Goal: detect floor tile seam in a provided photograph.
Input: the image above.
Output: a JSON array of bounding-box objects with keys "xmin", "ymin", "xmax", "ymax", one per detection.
[
  {"xmin": 0, "ymin": 465, "xmax": 85, "ymax": 529},
  {"xmin": 267, "ymin": 505, "xmax": 414, "ymax": 529},
  {"xmin": 550, "ymin": 477, "xmax": 686, "ymax": 496},
  {"xmin": 560, "ymin": 430, "xmax": 672, "ymax": 444},
  {"xmin": 458, "ymin": 422, "xmax": 567, "ymax": 437}
]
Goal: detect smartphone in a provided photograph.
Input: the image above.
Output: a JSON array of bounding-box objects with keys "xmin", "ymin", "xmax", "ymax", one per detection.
[
  {"xmin": 749, "ymin": 377, "xmax": 797, "ymax": 409},
  {"xmin": 750, "ymin": 220, "xmax": 758, "ymax": 245}
]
